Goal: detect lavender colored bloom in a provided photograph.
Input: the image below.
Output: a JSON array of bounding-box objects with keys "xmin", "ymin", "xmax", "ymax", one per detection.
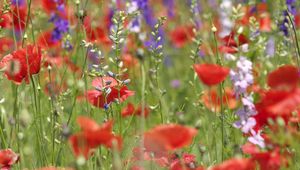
[
  {"xmin": 170, "ymin": 80, "xmax": 181, "ymax": 88},
  {"xmin": 231, "ymin": 56, "xmax": 264, "ymax": 148},
  {"xmin": 187, "ymin": 0, "xmax": 202, "ymax": 29},
  {"xmin": 11, "ymin": 0, "xmax": 26, "ymax": 6},
  {"xmin": 266, "ymin": 37, "xmax": 275, "ymax": 57},
  {"xmin": 230, "ymin": 57, "xmax": 254, "ymax": 97},
  {"xmin": 234, "ymin": 117, "xmax": 256, "ymax": 133},
  {"xmin": 286, "ymin": 0, "xmax": 296, "ymax": 15},
  {"xmin": 163, "ymin": 56, "xmax": 173, "ymax": 67},
  {"xmin": 248, "ymin": 130, "xmax": 265, "ymax": 148},
  {"xmin": 127, "ymin": 1, "xmax": 139, "ymax": 14},
  {"xmin": 130, "ymin": 0, "xmax": 165, "ymax": 47},
  {"xmin": 163, "ymin": 0, "xmax": 175, "ymax": 18},
  {"xmin": 219, "ymin": 0, "xmax": 234, "ymax": 37},
  {"xmin": 280, "ymin": 11, "xmax": 290, "ymax": 36},
  {"xmin": 48, "ymin": 1, "xmax": 69, "ymax": 42},
  {"xmin": 128, "ymin": 17, "xmax": 141, "ymax": 33},
  {"xmin": 62, "ymin": 39, "xmax": 73, "ymax": 51},
  {"xmin": 107, "ymin": 9, "xmax": 114, "ymax": 30},
  {"xmin": 280, "ymin": 0, "xmax": 296, "ymax": 36},
  {"xmin": 54, "ymin": 18, "xmax": 69, "ymax": 33}
]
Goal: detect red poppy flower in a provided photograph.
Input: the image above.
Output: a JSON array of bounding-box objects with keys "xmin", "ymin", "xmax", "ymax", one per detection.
[
  {"xmin": 0, "ymin": 149, "xmax": 19, "ymax": 170},
  {"xmin": 37, "ymin": 31, "xmax": 60, "ymax": 48},
  {"xmin": 221, "ymin": 32, "xmax": 248, "ymax": 47},
  {"xmin": 121, "ymin": 103, "xmax": 150, "ymax": 117},
  {"xmin": 11, "ymin": 6, "xmax": 27, "ymax": 30},
  {"xmin": 135, "ymin": 105, "xmax": 150, "ymax": 117},
  {"xmin": 131, "ymin": 147, "xmax": 169, "ymax": 168},
  {"xmin": 254, "ymin": 89, "xmax": 300, "ymax": 129},
  {"xmin": 0, "ymin": 13, "xmax": 12, "ymax": 28},
  {"xmin": 95, "ymin": 26, "xmax": 112, "ymax": 46},
  {"xmin": 83, "ymin": 17, "xmax": 111, "ymax": 46},
  {"xmin": 242, "ymin": 143, "xmax": 260, "ymax": 155},
  {"xmin": 69, "ymin": 116, "xmax": 122, "ymax": 159},
  {"xmin": 251, "ymin": 148, "xmax": 283, "ymax": 170},
  {"xmin": 41, "ymin": 0, "xmax": 64, "ymax": 12},
  {"xmin": 267, "ymin": 89, "xmax": 300, "ymax": 114},
  {"xmin": 218, "ymin": 46, "xmax": 238, "ymax": 54},
  {"xmin": 144, "ymin": 124, "xmax": 197, "ymax": 154},
  {"xmin": 0, "ymin": 38, "xmax": 14, "ymax": 54},
  {"xmin": 210, "ymin": 158, "xmax": 255, "ymax": 170},
  {"xmin": 259, "ymin": 14, "xmax": 272, "ymax": 32},
  {"xmin": 122, "ymin": 53, "xmax": 139, "ymax": 68},
  {"xmin": 170, "ymin": 26, "xmax": 194, "ymax": 48},
  {"xmin": 219, "ymin": 32, "xmax": 248, "ymax": 54},
  {"xmin": 267, "ymin": 65, "xmax": 299, "ymax": 90},
  {"xmin": 296, "ymin": 13, "xmax": 300, "ymax": 28},
  {"xmin": 170, "ymin": 154, "xmax": 197, "ymax": 170},
  {"xmin": 87, "ymin": 77, "xmax": 134, "ymax": 108},
  {"xmin": 201, "ymin": 88, "xmax": 237, "ymax": 112},
  {"xmin": 121, "ymin": 103, "xmax": 135, "ymax": 117},
  {"xmin": 0, "ymin": 45, "xmax": 42, "ymax": 84},
  {"xmin": 194, "ymin": 64, "xmax": 230, "ymax": 86}
]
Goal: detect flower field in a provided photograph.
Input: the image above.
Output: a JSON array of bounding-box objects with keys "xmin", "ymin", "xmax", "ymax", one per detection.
[{"xmin": 0, "ymin": 0, "xmax": 300, "ymax": 169}]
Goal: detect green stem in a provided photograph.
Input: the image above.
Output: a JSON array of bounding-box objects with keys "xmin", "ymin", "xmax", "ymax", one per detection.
[
  {"xmin": 286, "ymin": 11, "xmax": 300, "ymax": 67},
  {"xmin": 139, "ymin": 64, "xmax": 146, "ymax": 167}
]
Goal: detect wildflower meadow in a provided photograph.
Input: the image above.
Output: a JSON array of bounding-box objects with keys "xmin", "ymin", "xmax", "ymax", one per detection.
[{"xmin": 1, "ymin": 0, "xmax": 300, "ymax": 169}]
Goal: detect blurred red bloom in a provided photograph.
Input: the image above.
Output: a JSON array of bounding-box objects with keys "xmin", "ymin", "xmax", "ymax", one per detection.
[
  {"xmin": 121, "ymin": 103, "xmax": 135, "ymax": 117},
  {"xmin": 144, "ymin": 124, "xmax": 197, "ymax": 155},
  {"xmin": 267, "ymin": 65, "xmax": 299, "ymax": 90},
  {"xmin": 69, "ymin": 116, "xmax": 122, "ymax": 159},
  {"xmin": 122, "ymin": 53, "xmax": 139, "ymax": 68},
  {"xmin": 41, "ymin": 0, "xmax": 64, "ymax": 12},
  {"xmin": 251, "ymin": 148, "xmax": 283, "ymax": 170},
  {"xmin": 254, "ymin": 89, "xmax": 300, "ymax": 129},
  {"xmin": 219, "ymin": 32, "xmax": 248, "ymax": 54},
  {"xmin": 170, "ymin": 26, "xmax": 194, "ymax": 48},
  {"xmin": 296, "ymin": 13, "xmax": 300, "ymax": 28},
  {"xmin": 194, "ymin": 64, "xmax": 229, "ymax": 86},
  {"xmin": 37, "ymin": 31, "xmax": 60, "ymax": 48},
  {"xmin": 170, "ymin": 154, "xmax": 198, "ymax": 170},
  {"xmin": 0, "ymin": 13, "xmax": 11, "ymax": 28},
  {"xmin": 121, "ymin": 103, "xmax": 150, "ymax": 117},
  {"xmin": 0, "ymin": 149, "xmax": 19, "ymax": 170},
  {"xmin": 0, "ymin": 38, "xmax": 14, "ymax": 54},
  {"xmin": 259, "ymin": 14, "xmax": 272, "ymax": 32},
  {"xmin": 83, "ymin": 17, "xmax": 112, "ymax": 47},
  {"xmin": 0, "ymin": 45, "xmax": 42, "ymax": 84},
  {"xmin": 201, "ymin": 88, "xmax": 237, "ymax": 112},
  {"xmin": 87, "ymin": 76, "xmax": 134, "ymax": 108},
  {"xmin": 11, "ymin": 6, "xmax": 27, "ymax": 30},
  {"xmin": 210, "ymin": 158, "xmax": 255, "ymax": 170}
]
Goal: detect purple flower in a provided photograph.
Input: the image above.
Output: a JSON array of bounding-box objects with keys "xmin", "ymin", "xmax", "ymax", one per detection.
[
  {"xmin": 230, "ymin": 57, "xmax": 254, "ymax": 97},
  {"xmin": 266, "ymin": 37, "xmax": 275, "ymax": 57},
  {"xmin": 11, "ymin": 0, "xmax": 26, "ymax": 6},
  {"xmin": 248, "ymin": 130, "xmax": 265, "ymax": 148},
  {"xmin": 234, "ymin": 117, "xmax": 256, "ymax": 133},
  {"xmin": 48, "ymin": 1, "xmax": 69, "ymax": 42},
  {"xmin": 286, "ymin": 0, "xmax": 296, "ymax": 15},
  {"xmin": 163, "ymin": 56, "xmax": 173, "ymax": 67},
  {"xmin": 280, "ymin": 11, "xmax": 290, "ymax": 36},
  {"xmin": 163, "ymin": 0, "xmax": 175, "ymax": 18},
  {"xmin": 280, "ymin": 0, "xmax": 296, "ymax": 36},
  {"xmin": 170, "ymin": 80, "xmax": 181, "ymax": 88},
  {"xmin": 231, "ymin": 56, "xmax": 264, "ymax": 148}
]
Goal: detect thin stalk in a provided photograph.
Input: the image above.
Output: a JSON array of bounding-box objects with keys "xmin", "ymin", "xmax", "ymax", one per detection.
[
  {"xmin": 139, "ymin": 64, "xmax": 146, "ymax": 168},
  {"xmin": 286, "ymin": 12, "xmax": 300, "ymax": 67},
  {"xmin": 213, "ymin": 32, "xmax": 225, "ymax": 161}
]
